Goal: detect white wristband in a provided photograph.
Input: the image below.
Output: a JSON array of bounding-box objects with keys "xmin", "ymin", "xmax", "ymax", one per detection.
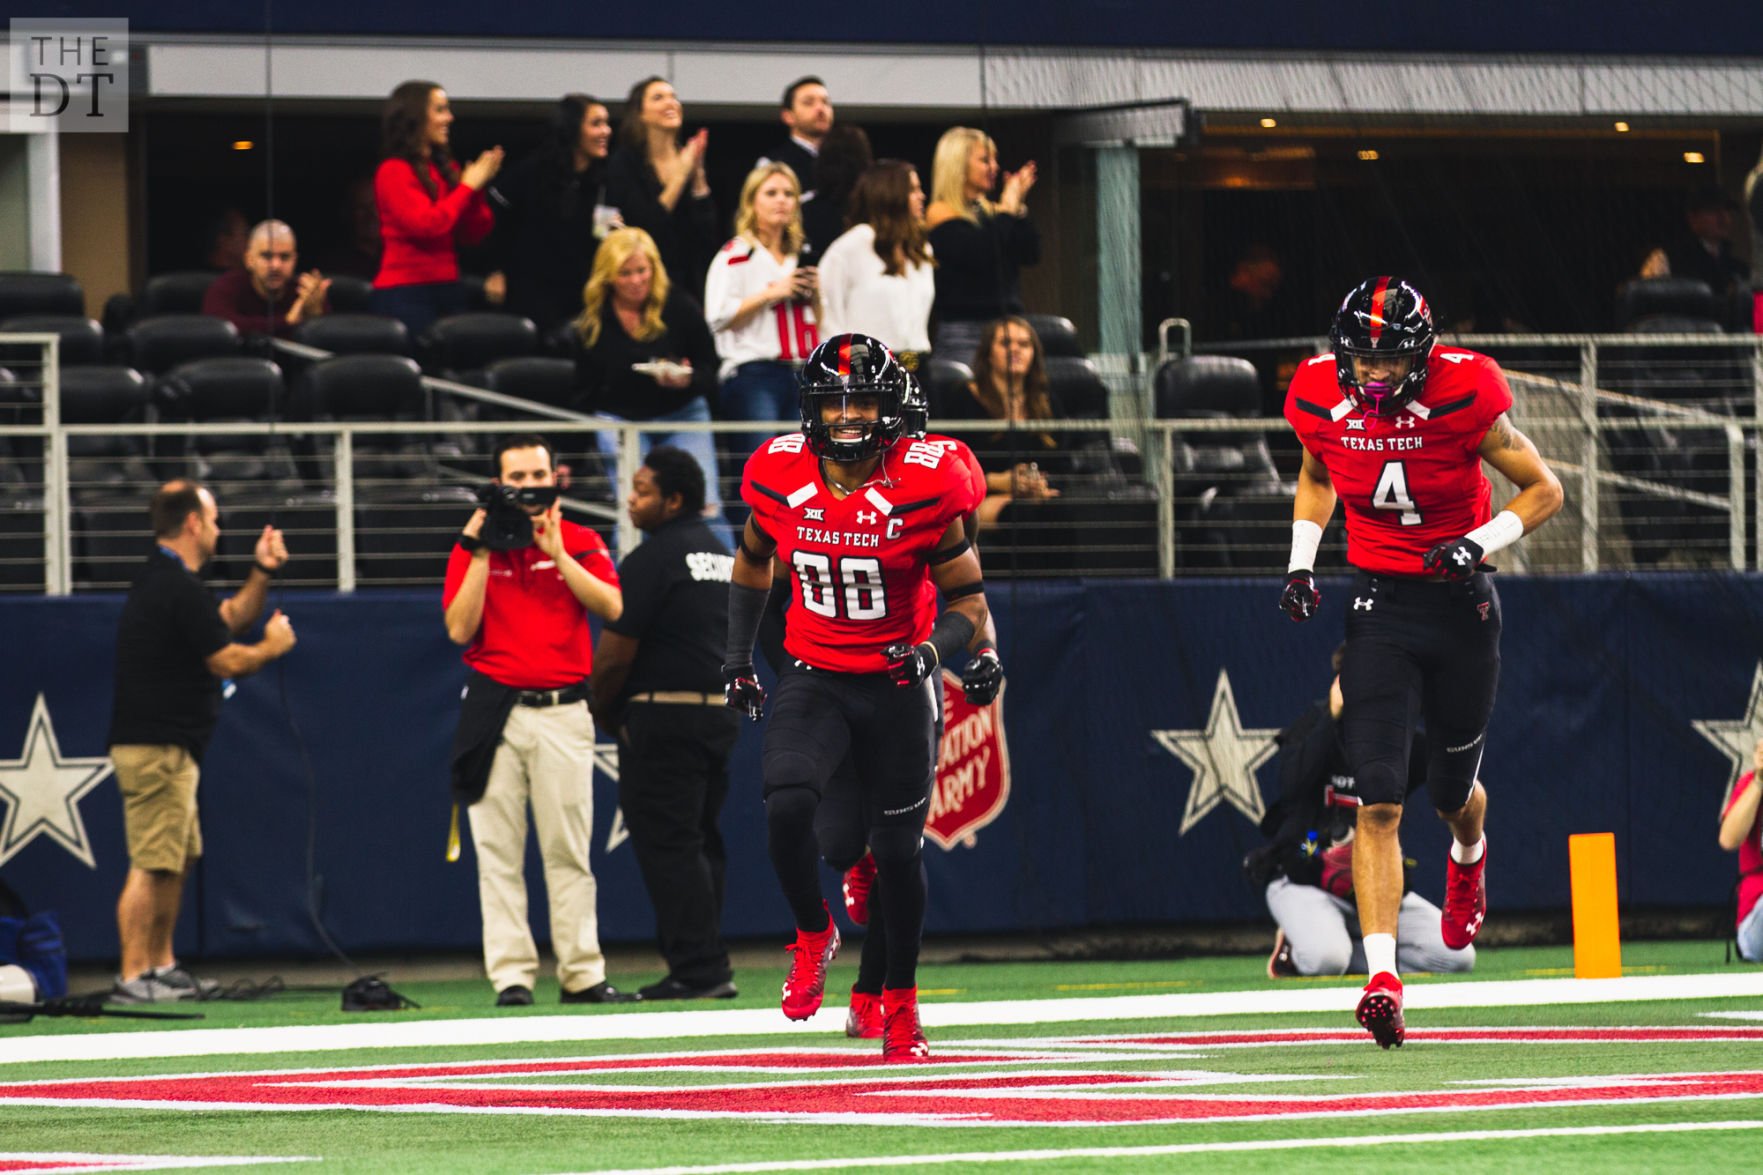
[
  {"xmin": 1465, "ymin": 509, "xmax": 1524, "ymax": 556},
  {"xmin": 1288, "ymin": 519, "xmax": 1323, "ymax": 574}
]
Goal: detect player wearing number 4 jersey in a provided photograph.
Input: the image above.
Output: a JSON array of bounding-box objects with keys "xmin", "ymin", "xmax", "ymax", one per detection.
[
  {"xmin": 1281, "ymin": 277, "xmax": 1563, "ymax": 1048},
  {"xmin": 725, "ymin": 333, "xmax": 988, "ymax": 1062}
]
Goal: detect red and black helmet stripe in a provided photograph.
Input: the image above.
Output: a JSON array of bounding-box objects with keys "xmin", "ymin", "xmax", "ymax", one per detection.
[{"xmin": 1367, "ymin": 276, "xmax": 1391, "ymax": 346}]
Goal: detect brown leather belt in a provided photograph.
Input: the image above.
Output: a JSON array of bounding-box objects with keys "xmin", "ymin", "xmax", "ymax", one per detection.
[{"xmin": 628, "ymin": 690, "xmax": 724, "ymax": 707}]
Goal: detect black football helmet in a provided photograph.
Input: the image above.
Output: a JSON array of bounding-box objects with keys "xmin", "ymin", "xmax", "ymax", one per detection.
[
  {"xmin": 798, "ymin": 333, "xmax": 909, "ymax": 461},
  {"xmin": 1330, "ymin": 276, "xmax": 1435, "ymax": 417},
  {"xmin": 901, "ymin": 372, "xmax": 930, "ymax": 438}
]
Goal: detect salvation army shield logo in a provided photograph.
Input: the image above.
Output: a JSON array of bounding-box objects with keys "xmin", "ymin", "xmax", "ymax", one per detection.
[{"xmin": 925, "ymin": 669, "xmax": 1010, "ymax": 850}]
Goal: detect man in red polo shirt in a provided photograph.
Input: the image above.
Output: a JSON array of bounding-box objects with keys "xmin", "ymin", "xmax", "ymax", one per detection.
[{"xmin": 444, "ymin": 434, "xmax": 634, "ymax": 1007}]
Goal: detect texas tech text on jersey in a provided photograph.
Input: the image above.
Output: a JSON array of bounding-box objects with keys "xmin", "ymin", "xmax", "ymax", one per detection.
[{"xmin": 742, "ymin": 432, "xmax": 982, "ymax": 675}]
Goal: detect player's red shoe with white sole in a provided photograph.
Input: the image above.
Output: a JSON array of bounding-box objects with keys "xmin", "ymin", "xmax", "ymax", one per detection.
[
  {"xmin": 781, "ymin": 903, "xmax": 840, "ymax": 1021},
  {"xmin": 881, "ymin": 986, "xmax": 929, "ymax": 1061},
  {"xmin": 1441, "ymin": 839, "xmax": 1488, "ymax": 950},
  {"xmin": 843, "ymin": 852, "xmax": 876, "ymax": 927},
  {"xmin": 1356, "ymin": 971, "xmax": 1405, "ymax": 1048}
]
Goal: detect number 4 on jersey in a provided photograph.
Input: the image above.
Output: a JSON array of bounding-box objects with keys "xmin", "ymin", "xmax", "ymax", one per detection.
[{"xmin": 1372, "ymin": 461, "xmax": 1422, "ymax": 526}]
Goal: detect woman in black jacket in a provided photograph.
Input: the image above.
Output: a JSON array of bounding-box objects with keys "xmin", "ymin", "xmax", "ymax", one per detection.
[{"xmin": 601, "ymin": 77, "xmax": 719, "ymax": 305}]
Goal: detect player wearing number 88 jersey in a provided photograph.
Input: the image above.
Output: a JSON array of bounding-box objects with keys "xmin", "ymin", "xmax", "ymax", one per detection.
[
  {"xmin": 1280, "ymin": 276, "xmax": 1563, "ymax": 1048},
  {"xmin": 726, "ymin": 333, "xmax": 988, "ymax": 1060}
]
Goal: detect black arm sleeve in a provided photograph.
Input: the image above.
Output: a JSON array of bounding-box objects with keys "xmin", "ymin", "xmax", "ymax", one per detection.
[
  {"xmin": 725, "ymin": 580, "xmax": 769, "ymax": 670},
  {"xmin": 926, "ymin": 610, "xmax": 977, "ymax": 666}
]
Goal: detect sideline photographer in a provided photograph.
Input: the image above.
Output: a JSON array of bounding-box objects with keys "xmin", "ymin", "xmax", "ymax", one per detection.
[{"xmin": 443, "ymin": 434, "xmax": 635, "ymax": 1007}]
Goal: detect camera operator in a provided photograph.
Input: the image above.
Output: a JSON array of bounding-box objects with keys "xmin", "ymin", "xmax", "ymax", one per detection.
[{"xmin": 444, "ymin": 434, "xmax": 635, "ymax": 1007}]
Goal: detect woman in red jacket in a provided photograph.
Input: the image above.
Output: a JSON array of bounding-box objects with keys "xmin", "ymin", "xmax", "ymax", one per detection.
[{"xmin": 371, "ymin": 80, "xmax": 504, "ymax": 337}]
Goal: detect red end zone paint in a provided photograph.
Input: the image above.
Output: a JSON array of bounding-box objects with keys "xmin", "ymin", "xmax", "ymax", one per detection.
[{"xmin": 7, "ymin": 1037, "xmax": 1763, "ymax": 1126}]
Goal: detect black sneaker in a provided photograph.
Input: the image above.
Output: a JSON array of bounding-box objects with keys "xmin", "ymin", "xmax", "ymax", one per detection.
[
  {"xmin": 637, "ymin": 976, "xmax": 738, "ymax": 1001},
  {"xmin": 151, "ymin": 964, "xmax": 222, "ymax": 999},
  {"xmin": 495, "ymin": 985, "xmax": 534, "ymax": 1007},
  {"xmin": 561, "ymin": 981, "xmax": 639, "ymax": 1005}
]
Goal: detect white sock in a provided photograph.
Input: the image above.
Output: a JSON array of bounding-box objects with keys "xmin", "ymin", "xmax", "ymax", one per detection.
[
  {"xmin": 1451, "ymin": 836, "xmax": 1486, "ymax": 866},
  {"xmin": 1363, "ymin": 934, "xmax": 1397, "ymax": 979}
]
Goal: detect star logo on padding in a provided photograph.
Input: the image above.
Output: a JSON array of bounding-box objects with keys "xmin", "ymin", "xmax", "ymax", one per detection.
[
  {"xmin": 1693, "ymin": 661, "xmax": 1763, "ymax": 809},
  {"xmin": 0, "ymin": 694, "xmax": 115, "ymax": 868},
  {"xmin": 1152, "ymin": 669, "xmax": 1277, "ymax": 835}
]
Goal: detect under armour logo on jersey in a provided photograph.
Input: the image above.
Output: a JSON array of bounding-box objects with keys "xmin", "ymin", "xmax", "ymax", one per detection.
[
  {"xmin": 1353, "ymin": 597, "xmax": 1374, "ymax": 611},
  {"xmin": 1394, "ymin": 415, "xmax": 1417, "ymax": 429},
  {"xmin": 856, "ymin": 510, "xmax": 879, "ymax": 526},
  {"xmin": 803, "ymin": 507, "xmax": 825, "ymax": 521},
  {"xmin": 1344, "ymin": 418, "xmax": 1366, "ymax": 431}
]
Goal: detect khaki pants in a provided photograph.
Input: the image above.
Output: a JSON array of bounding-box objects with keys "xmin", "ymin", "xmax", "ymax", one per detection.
[{"xmin": 468, "ymin": 701, "xmax": 604, "ymax": 994}]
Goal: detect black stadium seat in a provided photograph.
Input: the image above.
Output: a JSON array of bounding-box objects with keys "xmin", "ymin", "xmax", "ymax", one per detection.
[
  {"xmin": 293, "ymin": 313, "xmax": 410, "ymax": 357},
  {"xmin": 60, "ymin": 366, "xmax": 155, "ymax": 587},
  {"xmin": 1154, "ymin": 354, "xmax": 1261, "ymax": 418},
  {"xmin": 139, "ymin": 271, "xmax": 220, "ymax": 317},
  {"xmin": 0, "ymin": 272, "xmax": 85, "ymax": 319},
  {"xmin": 325, "ymin": 274, "xmax": 375, "ymax": 314},
  {"xmin": 125, "ymin": 314, "xmax": 240, "ymax": 374},
  {"xmin": 1044, "ymin": 355, "xmax": 1109, "ymax": 420},
  {"xmin": 0, "ymin": 315, "xmax": 106, "ymax": 366},
  {"xmin": 1025, "ymin": 313, "xmax": 1083, "ymax": 359},
  {"xmin": 481, "ymin": 356, "xmax": 577, "ymax": 412},
  {"xmin": 1614, "ymin": 276, "xmax": 1719, "ymax": 330},
  {"xmin": 422, "ymin": 311, "xmax": 539, "ymax": 380}
]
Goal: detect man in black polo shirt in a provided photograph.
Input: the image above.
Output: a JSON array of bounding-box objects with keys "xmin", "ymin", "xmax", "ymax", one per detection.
[
  {"xmin": 591, "ymin": 446, "xmax": 740, "ymax": 1000},
  {"xmin": 107, "ymin": 480, "xmax": 296, "ymax": 1003}
]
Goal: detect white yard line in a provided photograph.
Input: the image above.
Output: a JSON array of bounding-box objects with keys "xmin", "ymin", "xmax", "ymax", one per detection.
[
  {"xmin": 0, "ymin": 1155, "xmax": 315, "ymax": 1172},
  {"xmin": 5, "ymin": 971, "xmax": 1763, "ymax": 1066},
  {"xmin": 572, "ymin": 1120, "xmax": 1763, "ymax": 1174}
]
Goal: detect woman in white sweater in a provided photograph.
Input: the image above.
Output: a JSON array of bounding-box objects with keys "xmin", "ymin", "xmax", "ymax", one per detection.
[
  {"xmin": 817, "ymin": 160, "xmax": 935, "ymax": 357},
  {"xmin": 703, "ymin": 161, "xmax": 819, "ymax": 429}
]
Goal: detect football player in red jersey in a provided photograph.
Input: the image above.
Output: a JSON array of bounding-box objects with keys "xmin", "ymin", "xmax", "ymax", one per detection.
[
  {"xmin": 1279, "ymin": 277, "xmax": 1563, "ymax": 1048},
  {"xmin": 725, "ymin": 334, "xmax": 988, "ymax": 1060}
]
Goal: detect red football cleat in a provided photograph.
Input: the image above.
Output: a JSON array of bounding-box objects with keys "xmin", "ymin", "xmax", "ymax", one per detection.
[
  {"xmin": 846, "ymin": 989, "xmax": 883, "ymax": 1039},
  {"xmin": 1441, "ymin": 839, "xmax": 1488, "ymax": 950},
  {"xmin": 881, "ymin": 986, "xmax": 929, "ymax": 1061},
  {"xmin": 1356, "ymin": 971, "xmax": 1405, "ymax": 1049},
  {"xmin": 781, "ymin": 903, "xmax": 840, "ymax": 1021},
  {"xmin": 843, "ymin": 852, "xmax": 877, "ymax": 927}
]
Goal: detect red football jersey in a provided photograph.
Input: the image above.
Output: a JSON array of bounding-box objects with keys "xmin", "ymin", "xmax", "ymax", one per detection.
[
  {"xmin": 743, "ymin": 433, "xmax": 974, "ymax": 673},
  {"xmin": 924, "ymin": 434, "xmax": 988, "ymax": 517},
  {"xmin": 1285, "ymin": 346, "xmax": 1513, "ymax": 576}
]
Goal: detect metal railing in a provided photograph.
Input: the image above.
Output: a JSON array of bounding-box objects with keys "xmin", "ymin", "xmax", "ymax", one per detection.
[{"xmin": 2, "ymin": 330, "xmax": 1761, "ymax": 592}]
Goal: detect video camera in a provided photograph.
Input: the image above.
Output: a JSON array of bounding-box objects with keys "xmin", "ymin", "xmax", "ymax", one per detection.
[{"xmin": 475, "ymin": 483, "xmax": 562, "ymax": 550}]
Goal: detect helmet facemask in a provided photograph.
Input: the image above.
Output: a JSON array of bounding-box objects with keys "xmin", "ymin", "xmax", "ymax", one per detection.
[{"xmin": 1329, "ymin": 276, "xmax": 1435, "ymax": 418}]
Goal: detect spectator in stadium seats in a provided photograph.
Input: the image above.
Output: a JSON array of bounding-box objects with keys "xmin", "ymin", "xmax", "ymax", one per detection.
[
  {"xmin": 799, "ymin": 125, "xmax": 872, "ymax": 265},
  {"xmin": 1215, "ymin": 242, "xmax": 1300, "ymax": 342},
  {"xmin": 1718, "ymin": 736, "xmax": 1763, "ymax": 962},
  {"xmin": 312, "ymin": 178, "xmax": 383, "ymax": 281},
  {"xmin": 371, "ymin": 80, "xmax": 503, "ymax": 339},
  {"xmin": 1638, "ymin": 185, "xmax": 1750, "ymax": 301},
  {"xmin": 1745, "ymin": 149, "xmax": 1763, "ymax": 334},
  {"xmin": 818, "ymin": 160, "xmax": 935, "ymax": 358},
  {"xmin": 443, "ymin": 435, "xmax": 635, "ymax": 1008},
  {"xmin": 590, "ymin": 446, "xmax": 741, "ymax": 1001},
  {"xmin": 942, "ymin": 316, "xmax": 1061, "ymax": 529},
  {"xmin": 603, "ymin": 78, "xmax": 718, "ymax": 305},
  {"xmin": 108, "ymin": 480, "xmax": 296, "ymax": 1003},
  {"xmin": 574, "ymin": 227, "xmax": 725, "ymax": 527},
  {"xmin": 756, "ymin": 77, "xmax": 833, "ymax": 201},
  {"xmin": 201, "ymin": 219, "xmax": 330, "ymax": 339},
  {"xmin": 1244, "ymin": 644, "xmax": 1476, "ymax": 979},
  {"xmin": 203, "ymin": 207, "xmax": 250, "ymax": 272},
  {"xmin": 484, "ymin": 94, "xmax": 620, "ymax": 334},
  {"xmin": 705, "ymin": 163, "xmax": 820, "ymax": 432},
  {"xmin": 925, "ymin": 127, "xmax": 1039, "ymax": 364}
]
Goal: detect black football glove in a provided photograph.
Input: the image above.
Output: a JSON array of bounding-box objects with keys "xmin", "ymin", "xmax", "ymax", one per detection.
[
  {"xmin": 961, "ymin": 646, "xmax": 1004, "ymax": 706},
  {"xmin": 721, "ymin": 662, "xmax": 766, "ymax": 721},
  {"xmin": 1279, "ymin": 570, "xmax": 1320, "ymax": 622},
  {"xmin": 1422, "ymin": 535, "xmax": 1485, "ymax": 582},
  {"xmin": 883, "ymin": 641, "xmax": 938, "ymax": 688}
]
